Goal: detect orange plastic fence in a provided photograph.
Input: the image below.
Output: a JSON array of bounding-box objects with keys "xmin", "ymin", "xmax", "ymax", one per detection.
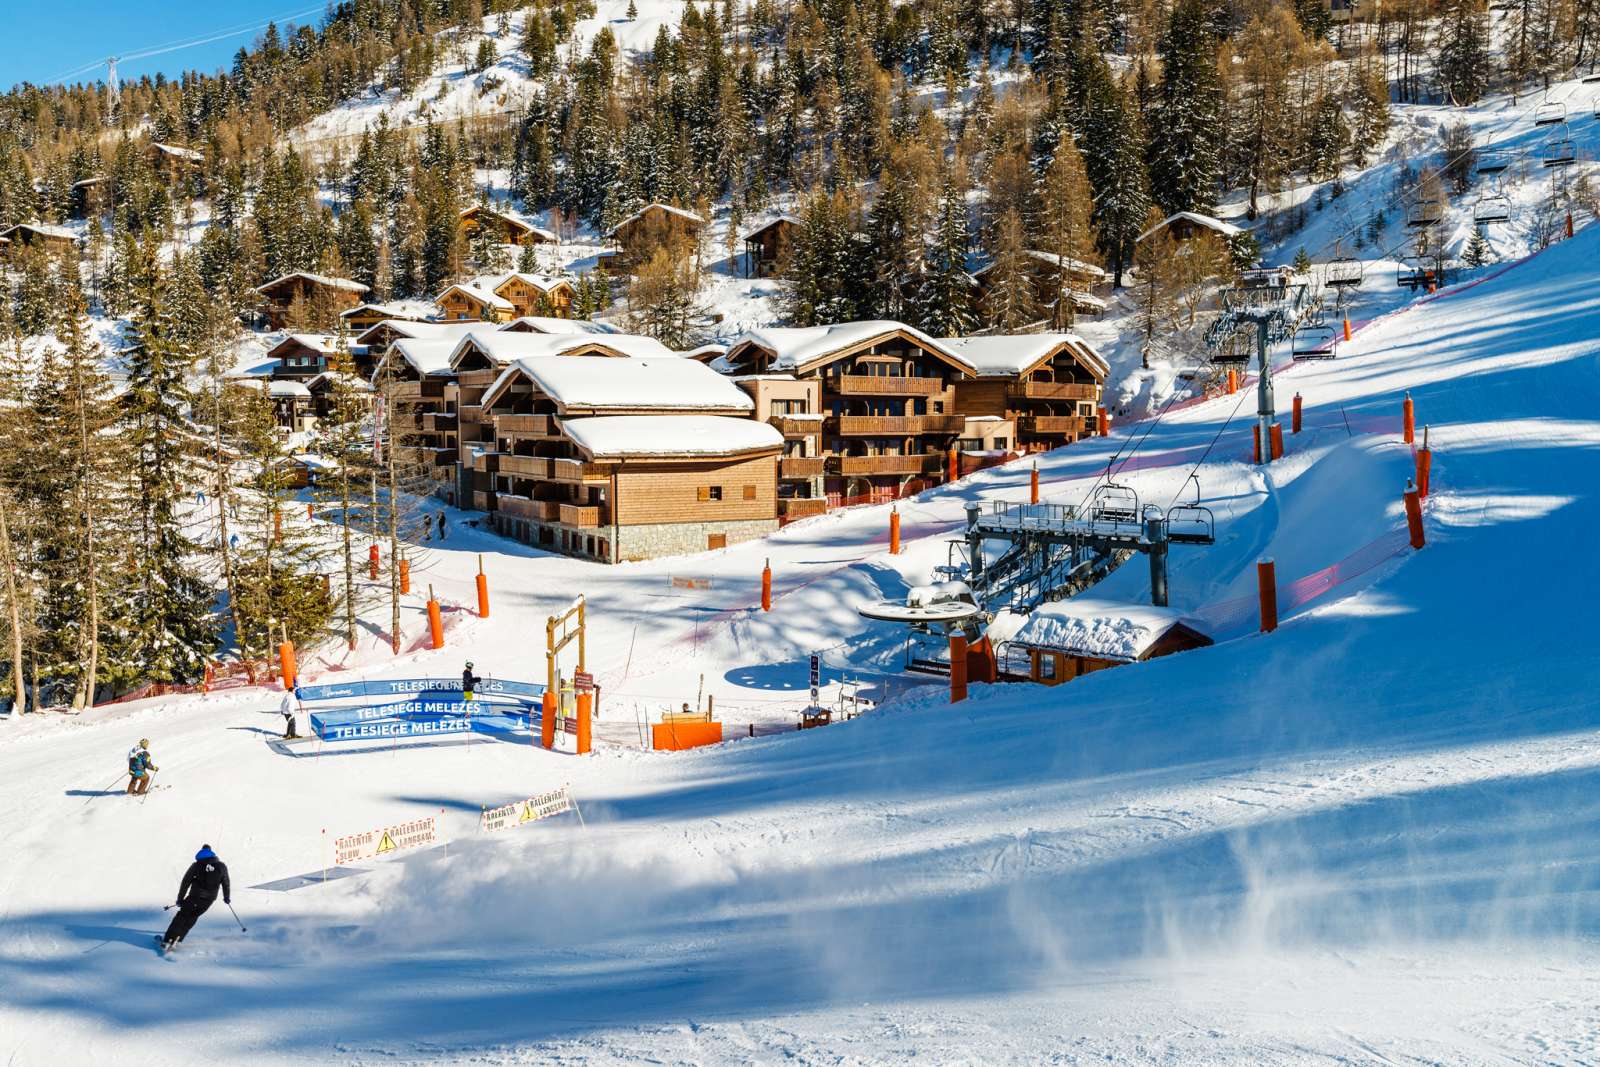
[{"xmin": 652, "ymin": 720, "xmax": 723, "ymax": 751}]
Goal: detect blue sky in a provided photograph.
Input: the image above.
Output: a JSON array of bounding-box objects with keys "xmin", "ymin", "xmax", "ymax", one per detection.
[{"xmin": 4, "ymin": 2, "xmax": 329, "ymax": 92}]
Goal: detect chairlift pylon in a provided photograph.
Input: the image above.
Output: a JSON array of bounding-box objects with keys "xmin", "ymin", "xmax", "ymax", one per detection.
[{"xmin": 1535, "ymin": 101, "xmax": 1568, "ymax": 126}]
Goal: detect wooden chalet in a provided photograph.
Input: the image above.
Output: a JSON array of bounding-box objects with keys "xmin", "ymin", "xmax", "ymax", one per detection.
[
  {"xmin": 255, "ymin": 273, "xmax": 371, "ymax": 329},
  {"xmin": 475, "ymin": 355, "xmax": 779, "ymax": 561},
  {"xmin": 600, "ymin": 202, "xmax": 705, "ymax": 273},
  {"xmin": 1000, "ymin": 599, "xmax": 1212, "ymax": 685},
  {"xmin": 742, "ymin": 215, "xmax": 801, "ymax": 278},
  {"xmin": 1136, "ymin": 211, "xmax": 1244, "ymax": 246},
  {"xmin": 70, "ymin": 177, "xmax": 112, "ymax": 219},
  {"xmin": 731, "ymin": 376, "xmax": 826, "ymax": 520},
  {"xmin": 340, "ymin": 302, "xmax": 427, "ymax": 334},
  {"xmin": 307, "ymin": 371, "xmax": 374, "ymax": 424},
  {"xmin": 499, "ymin": 316, "xmax": 614, "ymax": 335},
  {"xmin": 148, "ymin": 142, "xmax": 204, "ymax": 177},
  {"xmin": 0, "ymin": 222, "xmax": 78, "ymax": 254},
  {"xmin": 941, "ymin": 335, "xmax": 1108, "ymax": 453},
  {"xmin": 436, "ymin": 273, "xmax": 574, "ymax": 322},
  {"xmin": 459, "ymin": 205, "xmax": 557, "ymax": 247},
  {"xmin": 972, "ymin": 251, "xmax": 1110, "ymax": 321},
  {"xmin": 261, "ymin": 379, "xmax": 316, "ymax": 434},
  {"xmin": 371, "ymin": 338, "xmax": 464, "ymax": 502},
  {"xmin": 267, "ymin": 334, "xmax": 340, "ymax": 379},
  {"xmin": 720, "ymin": 322, "xmax": 982, "ymax": 503}
]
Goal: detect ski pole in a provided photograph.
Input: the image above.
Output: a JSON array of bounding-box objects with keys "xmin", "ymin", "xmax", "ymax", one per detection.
[
  {"xmin": 82, "ymin": 772, "xmax": 128, "ymax": 806},
  {"xmin": 226, "ymin": 902, "xmax": 247, "ymax": 932}
]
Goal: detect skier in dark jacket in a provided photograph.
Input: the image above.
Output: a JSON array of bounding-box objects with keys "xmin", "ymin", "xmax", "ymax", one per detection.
[
  {"xmin": 161, "ymin": 845, "xmax": 231, "ymax": 951},
  {"xmin": 462, "ymin": 662, "xmax": 481, "ymax": 701}
]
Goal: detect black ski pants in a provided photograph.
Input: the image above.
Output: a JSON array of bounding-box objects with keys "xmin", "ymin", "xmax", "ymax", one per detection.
[{"xmin": 164, "ymin": 896, "xmax": 215, "ymax": 943}]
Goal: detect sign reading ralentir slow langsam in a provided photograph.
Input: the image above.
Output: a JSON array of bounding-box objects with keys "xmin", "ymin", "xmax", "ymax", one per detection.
[
  {"xmin": 479, "ymin": 787, "xmax": 574, "ymax": 833},
  {"xmin": 334, "ymin": 816, "xmax": 437, "ymax": 865}
]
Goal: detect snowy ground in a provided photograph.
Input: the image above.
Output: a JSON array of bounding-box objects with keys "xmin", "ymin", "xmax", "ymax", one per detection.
[{"xmin": 4, "ymin": 181, "xmax": 1600, "ymax": 1062}]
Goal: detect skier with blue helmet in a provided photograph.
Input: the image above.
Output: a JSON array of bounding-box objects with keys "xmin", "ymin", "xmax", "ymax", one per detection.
[{"xmin": 160, "ymin": 845, "xmax": 231, "ymax": 952}]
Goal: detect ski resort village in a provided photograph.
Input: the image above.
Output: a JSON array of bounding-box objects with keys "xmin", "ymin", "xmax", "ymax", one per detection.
[{"xmin": 4, "ymin": 0, "xmax": 1600, "ymax": 1062}]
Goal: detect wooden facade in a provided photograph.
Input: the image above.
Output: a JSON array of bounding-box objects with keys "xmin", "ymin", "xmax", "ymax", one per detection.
[
  {"xmin": 1136, "ymin": 211, "xmax": 1244, "ymax": 247},
  {"xmin": 371, "ymin": 347, "xmax": 460, "ymax": 500},
  {"xmin": 437, "ymin": 274, "xmax": 574, "ymax": 322},
  {"xmin": 474, "ymin": 359, "xmax": 778, "ymax": 561},
  {"xmin": 733, "ymin": 377, "xmax": 826, "ymax": 518},
  {"xmin": 256, "ymin": 273, "xmax": 370, "ymax": 330},
  {"xmin": 722, "ymin": 325, "xmax": 979, "ymax": 500},
  {"xmin": 0, "ymin": 223, "xmax": 78, "ymax": 254},
  {"xmin": 743, "ymin": 216, "xmax": 800, "ymax": 278},
  {"xmin": 267, "ymin": 334, "xmax": 338, "ymax": 379},
  {"xmin": 1013, "ymin": 620, "xmax": 1212, "ymax": 686},
  {"xmin": 340, "ymin": 303, "xmax": 425, "ymax": 334},
  {"xmin": 602, "ymin": 203, "xmax": 705, "ymax": 273},
  {"xmin": 437, "ymin": 283, "xmax": 513, "ymax": 323},
  {"xmin": 459, "ymin": 205, "xmax": 555, "ymax": 247},
  {"xmin": 972, "ymin": 252, "xmax": 1109, "ymax": 322},
  {"xmin": 946, "ymin": 338, "xmax": 1107, "ymax": 453}
]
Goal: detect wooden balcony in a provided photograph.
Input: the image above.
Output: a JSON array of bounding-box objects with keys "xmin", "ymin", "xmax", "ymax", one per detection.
[
  {"xmin": 457, "ymin": 404, "xmax": 484, "ymax": 423},
  {"xmin": 1008, "ymin": 380, "xmax": 1099, "ymax": 402},
  {"xmin": 498, "ymin": 454, "xmax": 551, "ymax": 478},
  {"xmin": 831, "ymin": 453, "xmax": 942, "ymax": 476},
  {"xmin": 779, "ymin": 456, "xmax": 826, "ymax": 479},
  {"xmin": 494, "ymin": 494, "xmax": 543, "ymax": 521},
  {"xmin": 473, "ymin": 451, "xmax": 497, "ymax": 473},
  {"xmin": 835, "ymin": 414, "xmax": 966, "ymax": 435},
  {"xmin": 558, "ymin": 504, "xmax": 604, "ymax": 528},
  {"xmin": 496, "ymin": 413, "xmax": 553, "ymax": 435},
  {"xmin": 429, "ymin": 447, "xmax": 456, "ymax": 467},
  {"xmin": 472, "ymin": 490, "xmax": 495, "ymax": 512},
  {"xmin": 1018, "ymin": 415, "xmax": 1087, "ymax": 436},
  {"xmin": 779, "ymin": 497, "xmax": 829, "ymax": 519},
  {"xmin": 837, "ymin": 374, "xmax": 946, "ymax": 396},
  {"xmin": 550, "ymin": 457, "xmax": 610, "ymax": 482},
  {"xmin": 768, "ymin": 415, "xmax": 822, "ymax": 436},
  {"xmin": 421, "ymin": 412, "xmax": 457, "ymax": 432},
  {"xmin": 385, "ymin": 381, "xmax": 422, "ymax": 400}
]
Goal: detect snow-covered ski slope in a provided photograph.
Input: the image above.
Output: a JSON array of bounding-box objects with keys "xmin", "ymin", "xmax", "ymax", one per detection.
[{"xmin": 5, "ymin": 221, "xmax": 1600, "ymax": 1064}]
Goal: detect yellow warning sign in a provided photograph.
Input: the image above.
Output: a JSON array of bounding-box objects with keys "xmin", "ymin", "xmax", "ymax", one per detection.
[
  {"xmin": 518, "ymin": 802, "xmax": 534, "ymax": 823},
  {"xmin": 478, "ymin": 786, "xmax": 575, "ymax": 833},
  {"xmin": 375, "ymin": 831, "xmax": 396, "ymax": 854},
  {"xmin": 332, "ymin": 816, "xmax": 436, "ymax": 864}
]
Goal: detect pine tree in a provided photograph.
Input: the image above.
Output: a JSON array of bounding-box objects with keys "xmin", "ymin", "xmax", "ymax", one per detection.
[
  {"xmin": 1081, "ymin": 71, "xmax": 1151, "ymax": 288},
  {"xmin": 980, "ymin": 209, "xmax": 1040, "ymax": 330},
  {"xmin": 1148, "ymin": 0, "xmax": 1223, "ymax": 215},
  {"xmin": 914, "ymin": 176, "xmax": 977, "ymax": 336},
  {"xmin": 1436, "ymin": 0, "xmax": 1493, "ymax": 106},
  {"xmin": 866, "ymin": 166, "xmax": 923, "ymax": 320},
  {"xmin": 1035, "ymin": 133, "xmax": 1100, "ymax": 327},
  {"xmin": 1464, "ymin": 228, "xmax": 1492, "ymax": 266},
  {"xmin": 627, "ymin": 248, "xmax": 706, "ymax": 346}
]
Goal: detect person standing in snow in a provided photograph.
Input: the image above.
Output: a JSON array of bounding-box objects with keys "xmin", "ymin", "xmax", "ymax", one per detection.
[
  {"xmin": 437, "ymin": 513, "xmax": 448, "ymax": 541},
  {"xmin": 279, "ymin": 689, "xmax": 301, "ymax": 739},
  {"xmin": 462, "ymin": 662, "xmax": 481, "ymax": 702},
  {"xmin": 126, "ymin": 739, "xmax": 158, "ymax": 796},
  {"xmin": 161, "ymin": 844, "xmax": 231, "ymax": 951}
]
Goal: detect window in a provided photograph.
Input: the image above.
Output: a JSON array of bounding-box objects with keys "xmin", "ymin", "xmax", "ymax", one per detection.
[
  {"xmin": 708, "ymin": 533, "xmax": 727, "ymax": 550},
  {"xmin": 743, "ymin": 485, "xmax": 756, "ymax": 501},
  {"xmin": 698, "ymin": 486, "xmax": 723, "ymax": 502},
  {"xmin": 1038, "ymin": 652, "xmax": 1058, "ymax": 681}
]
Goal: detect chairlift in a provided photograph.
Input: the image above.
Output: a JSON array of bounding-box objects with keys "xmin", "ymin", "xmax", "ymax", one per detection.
[
  {"xmin": 1542, "ymin": 128, "xmax": 1577, "ymax": 167},
  {"xmin": 1476, "ymin": 149, "xmax": 1510, "ymax": 176},
  {"xmin": 1237, "ymin": 267, "xmax": 1288, "ymax": 290},
  {"xmin": 1473, "ymin": 192, "xmax": 1512, "ymax": 224},
  {"xmin": 1292, "ymin": 325, "xmax": 1338, "ymax": 360},
  {"xmin": 1534, "ymin": 101, "xmax": 1568, "ymax": 127},
  {"xmin": 1325, "ymin": 258, "xmax": 1363, "ymax": 288},
  {"xmin": 1088, "ymin": 481, "xmax": 1139, "ymax": 525},
  {"xmin": 1395, "ymin": 256, "xmax": 1439, "ymax": 291},
  {"xmin": 1165, "ymin": 476, "xmax": 1216, "ymax": 545},
  {"xmin": 1406, "ymin": 198, "xmax": 1443, "ymax": 228}
]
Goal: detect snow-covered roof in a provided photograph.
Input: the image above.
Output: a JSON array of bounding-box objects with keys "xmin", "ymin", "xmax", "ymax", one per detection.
[
  {"xmin": 0, "ymin": 222, "xmax": 77, "ymax": 241},
  {"xmin": 562, "ymin": 415, "xmax": 782, "ymax": 459},
  {"xmin": 487, "ymin": 355, "xmax": 754, "ymax": 413},
  {"xmin": 500, "ymin": 316, "xmax": 617, "ymax": 335},
  {"xmin": 453, "ymin": 330, "xmax": 680, "ymax": 370},
  {"xmin": 940, "ymin": 334, "xmax": 1109, "ymax": 380},
  {"xmin": 683, "ymin": 342, "xmax": 728, "ymax": 362},
  {"xmin": 460, "ymin": 205, "xmax": 558, "ymax": 243},
  {"xmin": 743, "ymin": 214, "xmax": 803, "ymax": 239},
  {"xmin": 307, "ymin": 371, "xmax": 374, "ymax": 393},
  {"xmin": 354, "ymin": 320, "xmax": 480, "ymax": 346},
  {"xmin": 256, "ymin": 272, "xmax": 371, "ymax": 297},
  {"xmin": 472, "ymin": 271, "xmax": 574, "ymax": 296},
  {"xmin": 437, "ymin": 282, "xmax": 514, "ymax": 311},
  {"xmin": 1009, "ymin": 598, "xmax": 1210, "ymax": 662},
  {"xmin": 1137, "ymin": 212, "xmax": 1244, "ymax": 243},
  {"xmin": 606, "ymin": 202, "xmax": 706, "ymax": 236},
  {"xmin": 729, "ymin": 320, "xmax": 966, "ymax": 373},
  {"xmin": 382, "ymin": 338, "xmax": 463, "ymax": 379},
  {"xmin": 341, "ymin": 301, "xmax": 426, "ymax": 321},
  {"xmin": 270, "ymin": 333, "xmax": 339, "ymax": 358},
  {"xmin": 151, "ymin": 142, "xmax": 203, "ymax": 162},
  {"xmin": 265, "ymin": 380, "xmax": 312, "ymax": 398},
  {"xmin": 974, "ymin": 251, "xmax": 1108, "ymax": 282}
]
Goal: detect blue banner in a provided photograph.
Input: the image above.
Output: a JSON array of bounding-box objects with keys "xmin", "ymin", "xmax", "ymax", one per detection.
[
  {"xmin": 311, "ymin": 700, "xmax": 532, "ymax": 742},
  {"xmin": 297, "ymin": 676, "xmax": 544, "ymax": 703}
]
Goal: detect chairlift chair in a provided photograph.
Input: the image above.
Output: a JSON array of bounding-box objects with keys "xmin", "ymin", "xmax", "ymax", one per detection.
[
  {"xmin": 1534, "ymin": 101, "xmax": 1568, "ymax": 127},
  {"xmin": 1476, "ymin": 149, "xmax": 1510, "ymax": 176},
  {"xmin": 1395, "ymin": 257, "xmax": 1438, "ymax": 290},
  {"xmin": 1088, "ymin": 482, "xmax": 1139, "ymax": 525},
  {"xmin": 1165, "ymin": 476, "xmax": 1216, "ymax": 544},
  {"xmin": 1292, "ymin": 325, "xmax": 1338, "ymax": 360},
  {"xmin": 1542, "ymin": 129, "xmax": 1578, "ymax": 167},
  {"xmin": 1473, "ymin": 193, "xmax": 1512, "ymax": 224},
  {"xmin": 1325, "ymin": 258, "xmax": 1363, "ymax": 288},
  {"xmin": 1406, "ymin": 198, "xmax": 1443, "ymax": 228}
]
